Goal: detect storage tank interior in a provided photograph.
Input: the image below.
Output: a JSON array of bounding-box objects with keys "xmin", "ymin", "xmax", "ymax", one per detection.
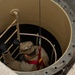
[{"xmin": 0, "ymin": 0, "xmax": 72, "ymax": 74}]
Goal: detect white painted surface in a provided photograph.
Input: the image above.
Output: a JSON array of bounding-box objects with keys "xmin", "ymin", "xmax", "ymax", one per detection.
[
  {"xmin": 67, "ymin": 64, "xmax": 75, "ymax": 75},
  {"xmin": 0, "ymin": 62, "xmax": 17, "ymax": 75}
]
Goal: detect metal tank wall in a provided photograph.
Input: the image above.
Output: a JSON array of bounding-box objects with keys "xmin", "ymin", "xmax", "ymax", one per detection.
[
  {"xmin": 0, "ymin": 0, "xmax": 73, "ymax": 75},
  {"xmin": 64, "ymin": 0, "xmax": 75, "ymax": 13},
  {"xmin": 0, "ymin": 0, "xmax": 71, "ymax": 54}
]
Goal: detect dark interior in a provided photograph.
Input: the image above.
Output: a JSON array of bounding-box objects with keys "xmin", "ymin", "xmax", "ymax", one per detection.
[{"xmin": 0, "ymin": 24, "xmax": 62, "ymax": 65}]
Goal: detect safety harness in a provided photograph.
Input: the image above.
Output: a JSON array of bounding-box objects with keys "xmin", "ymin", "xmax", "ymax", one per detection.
[{"xmin": 27, "ymin": 47, "xmax": 46, "ymax": 70}]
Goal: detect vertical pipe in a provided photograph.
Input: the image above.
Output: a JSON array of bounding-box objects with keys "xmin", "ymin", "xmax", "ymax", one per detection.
[
  {"xmin": 14, "ymin": 12, "xmax": 20, "ymax": 41},
  {"xmin": 10, "ymin": 9, "xmax": 20, "ymax": 41},
  {"xmin": 39, "ymin": 0, "xmax": 42, "ymax": 47}
]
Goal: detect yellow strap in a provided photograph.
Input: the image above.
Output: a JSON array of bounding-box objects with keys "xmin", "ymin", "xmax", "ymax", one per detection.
[{"xmin": 39, "ymin": 58, "xmax": 43, "ymax": 63}]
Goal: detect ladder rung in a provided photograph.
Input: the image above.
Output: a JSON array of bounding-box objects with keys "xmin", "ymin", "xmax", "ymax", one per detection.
[
  {"xmin": 11, "ymin": 46, "xmax": 19, "ymax": 55},
  {"xmin": 4, "ymin": 29, "xmax": 17, "ymax": 44},
  {"xmin": 0, "ymin": 19, "xmax": 17, "ymax": 38},
  {"xmin": 14, "ymin": 53, "xmax": 19, "ymax": 59}
]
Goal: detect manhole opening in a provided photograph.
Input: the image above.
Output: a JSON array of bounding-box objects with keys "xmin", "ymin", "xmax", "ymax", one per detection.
[{"xmin": 0, "ymin": 24, "xmax": 62, "ymax": 71}]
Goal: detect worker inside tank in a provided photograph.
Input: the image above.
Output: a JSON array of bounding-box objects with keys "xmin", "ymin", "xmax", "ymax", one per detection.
[{"xmin": 1, "ymin": 40, "xmax": 49, "ymax": 71}]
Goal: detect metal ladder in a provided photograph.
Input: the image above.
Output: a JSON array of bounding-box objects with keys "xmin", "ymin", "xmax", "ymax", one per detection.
[{"xmin": 0, "ymin": 9, "xmax": 20, "ymax": 60}]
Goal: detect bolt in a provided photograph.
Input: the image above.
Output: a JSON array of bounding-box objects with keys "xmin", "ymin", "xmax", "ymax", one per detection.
[
  {"xmin": 62, "ymin": 60, "xmax": 65, "ymax": 63},
  {"xmin": 68, "ymin": 53, "xmax": 71, "ymax": 56},
  {"xmin": 55, "ymin": 67, "xmax": 57, "ymax": 69},
  {"xmin": 73, "ymin": 45, "xmax": 75, "ymax": 47},
  {"xmin": 73, "ymin": 20, "xmax": 75, "ymax": 22}
]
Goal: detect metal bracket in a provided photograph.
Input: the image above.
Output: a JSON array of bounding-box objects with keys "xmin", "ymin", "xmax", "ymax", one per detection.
[{"xmin": 10, "ymin": 9, "xmax": 19, "ymax": 16}]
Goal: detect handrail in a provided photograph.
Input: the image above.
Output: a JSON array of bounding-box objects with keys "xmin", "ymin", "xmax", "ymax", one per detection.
[
  {"xmin": 14, "ymin": 10, "xmax": 20, "ymax": 41},
  {"xmin": 20, "ymin": 33, "xmax": 57, "ymax": 62}
]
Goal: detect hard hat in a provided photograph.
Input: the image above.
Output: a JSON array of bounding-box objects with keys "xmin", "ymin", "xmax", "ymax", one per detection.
[{"xmin": 20, "ymin": 41, "xmax": 35, "ymax": 54}]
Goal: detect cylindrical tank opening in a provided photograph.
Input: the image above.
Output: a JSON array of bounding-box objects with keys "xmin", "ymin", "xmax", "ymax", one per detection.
[{"xmin": 0, "ymin": 0, "xmax": 71, "ymax": 72}]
